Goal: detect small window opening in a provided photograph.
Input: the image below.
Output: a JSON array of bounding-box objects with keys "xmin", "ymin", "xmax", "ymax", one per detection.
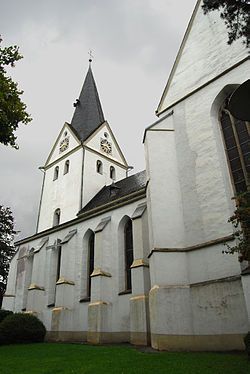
[
  {"xmin": 53, "ymin": 209, "xmax": 61, "ymax": 227},
  {"xmin": 53, "ymin": 166, "xmax": 59, "ymax": 181},
  {"xmin": 64, "ymin": 160, "xmax": 70, "ymax": 174},
  {"xmin": 110, "ymin": 166, "xmax": 116, "ymax": 180},
  {"xmin": 96, "ymin": 160, "xmax": 103, "ymax": 174}
]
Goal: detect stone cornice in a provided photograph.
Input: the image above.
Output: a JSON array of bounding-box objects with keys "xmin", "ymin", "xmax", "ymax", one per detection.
[
  {"xmin": 56, "ymin": 277, "xmax": 75, "ymax": 285},
  {"xmin": 148, "ymin": 234, "xmax": 235, "ymax": 258},
  {"xmin": 90, "ymin": 268, "xmax": 112, "ymax": 278},
  {"xmin": 28, "ymin": 283, "xmax": 45, "ymax": 291},
  {"xmin": 131, "ymin": 258, "xmax": 149, "ymax": 268}
]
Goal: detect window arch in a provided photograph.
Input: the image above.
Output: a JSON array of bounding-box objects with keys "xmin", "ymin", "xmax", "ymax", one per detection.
[
  {"xmin": 124, "ymin": 219, "xmax": 134, "ymax": 291},
  {"xmin": 87, "ymin": 231, "xmax": 95, "ymax": 298},
  {"xmin": 56, "ymin": 242, "xmax": 62, "ymax": 282},
  {"xmin": 110, "ymin": 166, "xmax": 116, "ymax": 180},
  {"xmin": 53, "ymin": 166, "xmax": 59, "ymax": 180},
  {"xmin": 96, "ymin": 160, "xmax": 103, "ymax": 174},
  {"xmin": 219, "ymin": 96, "xmax": 250, "ymax": 193},
  {"xmin": 80, "ymin": 229, "xmax": 95, "ymax": 301},
  {"xmin": 53, "ymin": 208, "xmax": 61, "ymax": 227},
  {"xmin": 64, "ymin": 160, "xmax": 70, "ymax": 174}
]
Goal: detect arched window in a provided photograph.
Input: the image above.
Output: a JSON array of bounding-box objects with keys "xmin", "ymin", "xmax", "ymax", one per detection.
[
  {"xmin": 220, "ymin": 97, "xmax": 250, "ymax": 193},
  {"xmin": 96, "ymin": 160, "xmax": 103, "ymax": 174},
  {"xmin": 53, "ymin": 209, "xmax": 61, "ymax": 227},
  {"xmin": 64, "ymin": 160, "xmax": 70, "ymax": 174},
  {"xmin": 124, "ymin": 219, "xmax": 134, "ymax": 291},
  {"xmin": 53, "ymin": 166, "xmax": 59, "ymax": 180},
  {"xmin": 87, "ymin": 232, "xmax": 95, "ymax": 298},
  {"xmin": 110, "ymin": 166, "xmax": 116, "ymax": 180},
  {"xmin": 56, "ymin": 243, "xmax": 62, "ymax": 282}
]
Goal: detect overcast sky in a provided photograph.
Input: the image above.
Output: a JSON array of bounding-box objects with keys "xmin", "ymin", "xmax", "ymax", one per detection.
[{"xmin": 0, "ymin": 0, "xmax": 197, "ymax": 239}]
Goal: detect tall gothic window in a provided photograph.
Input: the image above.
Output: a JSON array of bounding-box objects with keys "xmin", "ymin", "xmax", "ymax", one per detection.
[
  {"xmin": 56, "ymin": 244, "xmax": 62, "ymax": 282},
  {"xmin": 124, "ymin": 219, "xmax": 134, "ymax": 291},
  {"xmin": 220, "ymin": 98, "xmax": 250, "ymax": 193},
  {"xmin": 87, "ymin": 232, "xmax": 95, "ymax": 298}
]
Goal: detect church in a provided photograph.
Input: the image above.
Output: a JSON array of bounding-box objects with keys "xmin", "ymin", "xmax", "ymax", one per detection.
[{"xmin": 3, "ymin": 1, "xmax": 250, "ymax": 350}]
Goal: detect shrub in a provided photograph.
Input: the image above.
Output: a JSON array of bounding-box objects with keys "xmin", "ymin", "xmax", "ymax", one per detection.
[
  {"xmin": 244, "ymin": 332, "xmax": 250, "ymax": 358},
  {"xmin": 0, "ymin": 313, "xmax": 46, "ymax": 345},
  {"xmin": 0, "ymin": 309, "xmax": 13, "ymax": 323}
]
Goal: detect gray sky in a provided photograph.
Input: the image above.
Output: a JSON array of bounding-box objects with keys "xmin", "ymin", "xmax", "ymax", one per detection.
[{"xmin": 0, "ymin": 0, "xmax": 197, "ymax": 239}]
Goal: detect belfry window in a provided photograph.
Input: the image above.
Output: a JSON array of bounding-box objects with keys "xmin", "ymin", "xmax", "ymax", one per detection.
[
  {"xmin": 220, "ymin": 98, "xmax": 250, "ymax": 193},
  {"xmin": 87, "ymin": 232, "xmax": 95, "ymax": 298},
  {"xmin": 124, "ymin": 219, "xmax": 134, "ymax": 291},
  {"xmin": 53, "ymin": 209, "xmax": 61, "ymax": 227},
  {"xmin": 110, "ymin": 166, "xmax": 116, "ymax": 180},
  {"xmin": 64, "ymin": 160, "xmax": 70, "ymax": 174},
  {"xmin": 96, "ymin": 160, "xmax": 103, "ymax": 174},
  {"xmin": 53, "ymin": 166, "xmax": 59, "ymax": 180}
]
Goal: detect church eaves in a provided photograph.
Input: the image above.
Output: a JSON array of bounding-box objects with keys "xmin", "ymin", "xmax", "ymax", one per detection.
[{"xmin": 70, "ymin": 65, "xmax": 105, "ymax": 142}]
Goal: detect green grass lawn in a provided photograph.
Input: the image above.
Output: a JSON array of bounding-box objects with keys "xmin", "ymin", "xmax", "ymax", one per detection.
[{"xmin": 0, "ymin": 343, "xmax": 249, "ymax": 374}]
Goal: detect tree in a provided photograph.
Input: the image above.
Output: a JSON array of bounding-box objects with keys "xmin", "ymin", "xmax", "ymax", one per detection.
[
  {"xmin": 0, "ymin": 36, "xmax": 31, "ymax": 149},
  {"xmin": 223, "ymin": 191, "xmax": 250, "ymax": 262},
  {"xmin": 202, "ymin": 0, "xmax": 250, "ymax": 47},
  {"xmin": 0, "ymin": 206, "xmax": 16, "ymax": 306}
]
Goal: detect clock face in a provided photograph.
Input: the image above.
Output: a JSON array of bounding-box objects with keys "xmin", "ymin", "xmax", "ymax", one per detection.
[
  {"xmin": 100, "ymin": 138, "xmax": 112, "ymax": 154},
  {"xmin": 59, "ymin": 136, "xmax": 69, "ymax": 153}
]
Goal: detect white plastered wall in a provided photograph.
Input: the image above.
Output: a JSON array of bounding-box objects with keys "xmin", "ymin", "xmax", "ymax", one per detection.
[
  {"xmin": 4, "ymin": 196, "xmax": 148, "ymax": 337},
  {"xmin": 38, "ymin": 147, "xmax": 83, "ymax": 232},
  {"xmin": 158, "ymin": 0, "xmax": 248, "ymax": 112}
]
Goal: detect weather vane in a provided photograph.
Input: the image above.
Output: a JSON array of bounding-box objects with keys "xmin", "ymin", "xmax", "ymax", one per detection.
[{"xmin": 88, "ymin": 50, "xmax": 94, "ymax": 64}]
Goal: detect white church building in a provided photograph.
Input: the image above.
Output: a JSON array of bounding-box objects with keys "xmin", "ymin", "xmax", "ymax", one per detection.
[{"xmin": 3, "ymin": 1, "xmax": 250, "ymax": 350}]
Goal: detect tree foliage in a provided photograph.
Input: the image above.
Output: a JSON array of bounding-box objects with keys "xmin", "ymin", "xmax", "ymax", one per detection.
[
  {"xmin": 0, "ymin": 206, "xmax": 16, "ymax": 305},
  {"xmin": 0, "ymin": 37, "xmax": 31, "ymax": 148},
  {"xmin": 202, "ymin": 0, "xmax": 250, "ymax": 47},
  {"xmin": 223, "ymin": 191, "xmax": 250, "ymax": 262}
]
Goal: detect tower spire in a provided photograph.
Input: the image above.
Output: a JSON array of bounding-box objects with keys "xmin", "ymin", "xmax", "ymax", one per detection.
[{"xmin": 70, "ymin": 62, "xmax": 105, "ymax": 142}]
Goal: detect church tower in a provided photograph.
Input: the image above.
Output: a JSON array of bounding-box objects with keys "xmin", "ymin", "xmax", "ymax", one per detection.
[{"xmin": 37, "ymin": 62, "xmax": 128, "ymax": 232}]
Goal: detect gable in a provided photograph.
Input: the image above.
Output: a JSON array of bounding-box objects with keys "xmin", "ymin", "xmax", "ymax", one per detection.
[
  {"xmin": 45, "ymin": 123, "xmax": 81, "ymax": 167},
  {"xmin": 84, "ymin": 121, "xmax": 128, "ymax": 167},
  {"xmin": 157, "ymin": 0, "xmax": 249, "ymax": 115}
]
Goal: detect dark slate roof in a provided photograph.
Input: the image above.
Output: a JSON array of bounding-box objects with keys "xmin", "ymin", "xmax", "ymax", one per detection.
[
  {"xmin": 78, "ymin": 170, "xmax": 147, "ymax": 215},
  {"xmin": 70, "ymin": 65, "xmax": 105, "ymax": 142}
]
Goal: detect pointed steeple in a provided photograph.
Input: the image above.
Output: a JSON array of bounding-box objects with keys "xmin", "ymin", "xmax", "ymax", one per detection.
[{"xmin": 70, "ymin": 64, "xmax": 105, "ymax": 142}]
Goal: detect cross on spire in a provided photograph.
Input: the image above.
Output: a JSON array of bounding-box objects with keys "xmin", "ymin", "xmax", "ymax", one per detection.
[{"xmin": 88, "ymin": 50, "xmax": 93, "ymax": 65}]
